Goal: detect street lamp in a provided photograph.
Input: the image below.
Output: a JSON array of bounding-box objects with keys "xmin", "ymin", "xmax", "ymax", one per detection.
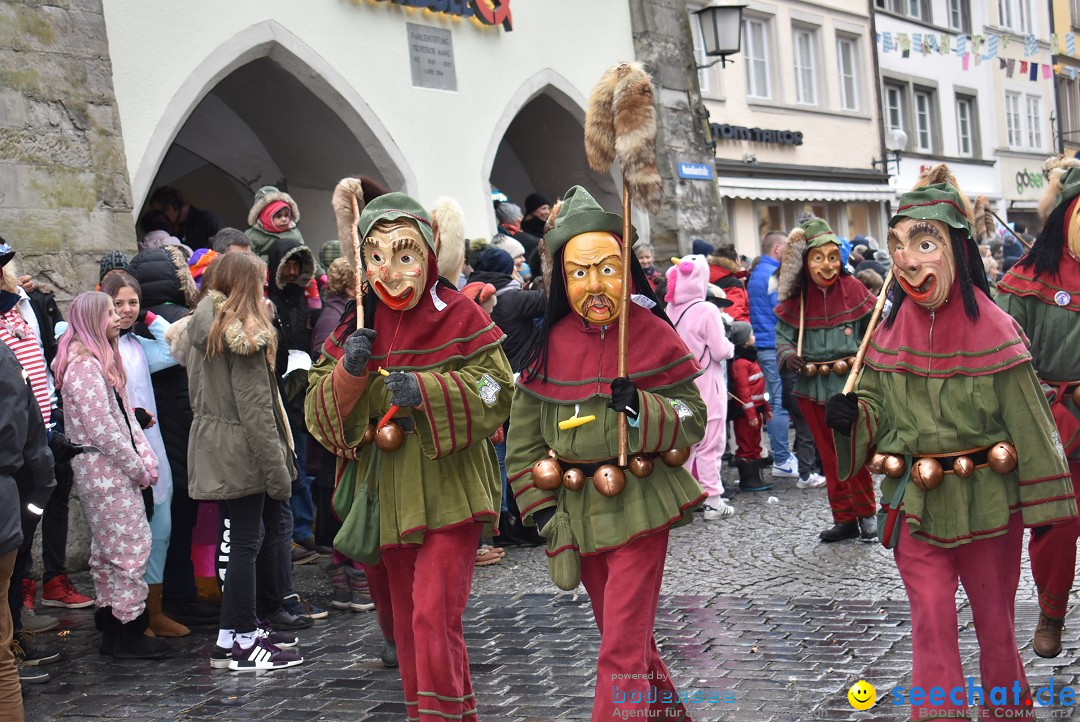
[
  {"xmin": 695, "ymin": 4, "xmax": 746, "ymax": 69},
  {"xmin": 872, "ymin": 128, "xmax": 908, "ymax": 175}
]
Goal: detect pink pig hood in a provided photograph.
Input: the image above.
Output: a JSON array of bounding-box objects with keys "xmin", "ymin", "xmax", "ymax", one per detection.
[{"xmin": 665, "ymin": 254, "xmax": 710, "ymax": 313}]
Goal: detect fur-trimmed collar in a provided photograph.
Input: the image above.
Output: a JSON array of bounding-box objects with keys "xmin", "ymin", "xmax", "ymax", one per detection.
[
  {"xmin": 708, "ymin": 255, "xmax": 741, "ymax": 274},
  {"xmin": 208, "ymin": 290, "xmax": 274, "ymax": 355}
]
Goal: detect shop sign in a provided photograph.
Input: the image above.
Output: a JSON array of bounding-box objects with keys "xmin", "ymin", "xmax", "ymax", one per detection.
[
  {"xmin": 408, "ymin": 23, "xmax": 457, "ymax": 91},
  {"xmin": 711, "ymin": 123, "xmax": 803, "ymax": 146},
  {"xmin": 371, "ymin": 0, "xmax": 513, "ymax": 31},
  {"xmin": 1014, "ymin": 167, "xmax": 1044, "ymax": 196},
  {"xmin": 677, "ymin": 162, "xmax": 714, "ymax": 180}
]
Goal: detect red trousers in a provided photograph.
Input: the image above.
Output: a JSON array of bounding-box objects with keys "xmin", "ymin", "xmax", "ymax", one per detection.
[
  {"xmin": 362, "ymin": 560, "xmax": 395, "ymax": 643},
  {"xmin": 1029, "ymin": 460, "xmax": 1080, "ymax": 618},
  {"xmin": 381, "ymin": 522, "xmax": 481, "ymax": 722},
  {"xmin": 580, "ymin": 529, "xmax": 689, "ymax": 722},
  {"xmin": 732, "ymin": 416, "xmax": 763, "ymax": 460},
  {"xmin": 894, "ymin": 512, "xmax": 1033, "ymax": 720},
  {"xmin": 798, "ymin": 398, "xmax": 876, "ymax": 523}
]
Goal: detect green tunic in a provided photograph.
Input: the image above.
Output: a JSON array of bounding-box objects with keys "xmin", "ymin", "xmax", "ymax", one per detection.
[
  {"xmin": 506, "ymin": 380, "xmax": 707, "ymax": 557},
  {"xmin": 306, "ymin": 342, "xmax": 513, "ymax": 547},
  {"xmin": 776, "ymin": 319, "xmax": 867, "ymax": 403}
]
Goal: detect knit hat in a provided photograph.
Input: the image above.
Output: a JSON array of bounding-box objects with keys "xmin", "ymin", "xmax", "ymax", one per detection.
[
  {"xmin": 691, "ymin": 239, "xmax": 715, "ymax": 256},
  {"xmin": 495, "ymin": 201, "xmax": 523, "ymax": 225},
  {"xmin": 889, "ymin": 182, "xmax": 975, "ymax": 238},
  {"xmin": 545, "ymin": 185, "xmax": 635, "ymax": 257},
  {"xmin": 0, "ymin": 238, "xmax": 13, "ymax": 268},
  {"xmin": 472, "ymin": 247, "xmax": 514, "ymax": 275},
  {"xmin": 319, "ymin": 239, "xmax": 343, "ymax": 270},
  {"xmin": 492, "ymin": 235, "xmax": 525, "ymax": 260},
  {"xmin": 358, "ymin": 192, "xmax": 435, "ymax": 252},
  {"xmin": 99, "ymin": 250, "xmax": 132, "ymax": 281},
  {"xmin": 729, "ymin": 321, "xmax": 753, "ymax": 346},
  {"xmin": 525, "ymin": 193, "xmax": 550, "ymax": 216},
  {"xmin": 140, "ymin": 229, "xmax": 182, "ymax": 251},
  {"xmin": 461, "ymin": 281, "xmax": 497, "ymax": 304}
]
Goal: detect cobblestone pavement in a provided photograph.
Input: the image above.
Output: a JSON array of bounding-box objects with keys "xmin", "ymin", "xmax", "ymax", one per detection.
[{"xmin": 21, "ymin": 472, "xmax": 1080, "ymax": 721}]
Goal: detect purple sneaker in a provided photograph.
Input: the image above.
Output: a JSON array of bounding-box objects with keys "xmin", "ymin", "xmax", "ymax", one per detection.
[
  {"xmin": 228, "ymin": 637, "xmax": 303, "ymax": 671},
  {"xmin": 256, "ymin": 618, "xmax": 299, "ymax": 648}
]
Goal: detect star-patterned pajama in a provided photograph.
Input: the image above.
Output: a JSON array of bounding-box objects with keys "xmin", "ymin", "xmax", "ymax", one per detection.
[{"xmin": 61, "ymin": 353, "xmax": 157, "ymax": 623}]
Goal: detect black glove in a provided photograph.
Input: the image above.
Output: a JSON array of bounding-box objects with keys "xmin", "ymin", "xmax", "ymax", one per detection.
[
  {"xmin": 342, "ymin": 328, "xmax": 377, "ymax": 377},
  {"xmin": 133, "ymin": 407, "xmax": 153, "ymax": 429},
  {"xmin": 385, "ymin": 372, "xmax": 422, "ymax": 408},
  {"xmin": 608, "ymin": 377, "xmax": 640, "ymax": 418},
  {"xmin": 825, "ymin": 392, "xmax": 860, "ymax": 434},
  {"xmin": 47, "ymin": 431, "xmax": 83, "ymax": 466},
  {"xmin": 531, "ymin": 507, "xmax": 556, "ymax": 536},
  {"xmin": 786, "ymin": 354, "xmax": 807, "ymax": 373}
]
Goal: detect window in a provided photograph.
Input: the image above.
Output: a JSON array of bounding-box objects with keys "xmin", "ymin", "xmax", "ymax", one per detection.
[
  {"xmin": 837, "ymin": 37, "xmax": 859, "ymax": 111},
  {"xmin": 793, "ymin": 28, "xmax": 817, "ymax": 105},
  {"xmin": 1005, "ymin": 92, "xmax": 1022, "ymax": 148},
  {"xmin": 914, "ymin": 90, "xmax": 933, "ymax": 151},
  {"xmin": 885, "ymin": 83, "xmax": 906, "ymax": 135},
  {"xmin": 999, "ymin": 0, "xmax": 1033, "ymax": 34},
  {"xmin": 906, "ymin": 0, "xmax": 923, "ymax": 20},
  {"xmin": 1072, "ymin": 0, "xmax": 1080, "ymax": 30},
  {"xmin": 877, "ymin": 0, "xmax": 930, "ymax": 21},
  {"xmin": 690, "ymin": 8, "xmax": 720, "ymax": 97},
  {"xmin": 744, "ymin": 18, "xmax": 771, "ymax": 99},
  {"xmin": 1026, "ymin": 95, "xmax": 1042, "ymax": 150},
  {"xmin": 1058, "ymin": 75, "xmax": 1080, "ymax": 143},
  {"xmin": 948, "ymin": 0, "xmax": 971, "ymax": 33},
  {"xmin": 956, "ymin": 96, "xmax": 975, "ymax": 157}
]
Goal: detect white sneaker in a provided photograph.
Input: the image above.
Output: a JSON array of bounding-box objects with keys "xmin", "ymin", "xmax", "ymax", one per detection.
[
  {"xmin": 702, "ymin": 497, "xmax": 735, "ymax": 520},
  {"xmin": 771, "ymin": 457, "xmax": 799, "ymax": 478},
  {"xmin": 797, "ymin": 472, "xmax": 827, "ymax": 489}
]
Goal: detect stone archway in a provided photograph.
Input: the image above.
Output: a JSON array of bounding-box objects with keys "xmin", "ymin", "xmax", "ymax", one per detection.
[{"xmin": 134, "ymin": 21, "xmax": 414, "ymax": 244}]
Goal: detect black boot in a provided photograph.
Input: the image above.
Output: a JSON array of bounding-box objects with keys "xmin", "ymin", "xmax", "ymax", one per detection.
[
  {"xmin": 111, "ymin": 610, "xmax": 174, "ymax": 660},
  {"xmin": 380, "ymin": 636, "xmax": 398, "ymax": 668},
  {"xmin": 736, "ymin": 459, "xmax": 772, "ymax": 493},
  {"xmin": 819, "ymin": 521, "xmax": 860, "ymax": 543},
  {"xmin": 857, "ymin": 516, "xmax": 878, "ymax": 542},
  {"xmin": 508, "ymin": 514, "xmax": 545, "ymax": 547},
  {"xmin": 496, "ymin": 514, "xmax": 523, "ymax": 547},
  {"xmin": 95, "ymin": 606, "xmax": 116, "ymax": 656}
]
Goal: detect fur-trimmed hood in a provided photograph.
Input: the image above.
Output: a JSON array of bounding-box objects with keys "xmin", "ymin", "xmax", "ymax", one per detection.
[
  {"xmin": 248, "ymin": 186, "xmax": 300, "ymax": 227},
  {"xmin": 777, "ymin": 228, "xmax": 807, "ymax": 302},
  {"xmin": 708, "ymin": 255, "xmax": 741, "ymax": 274},
  {"xmin": 267, "ymin": 239, "xmax": 315, "ymax": 291},
  {"xmin": 432, "ymin": 196, "xmax": 466, "ymax": 281},
  {"xmin": 664, "ymin": 255, "xmax": 709, "ymax": 310},
  {"xmin": 1039, "ymin": 154, "xmax": 1080, "ymax": 222},
  {"xmin": 186, "ymin": 290, "xmax": 274, "ymax": 359}
]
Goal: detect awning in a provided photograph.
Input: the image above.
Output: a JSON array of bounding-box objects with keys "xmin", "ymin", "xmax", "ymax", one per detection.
[
  {"xmin": 1008, "ymin": 200, "xmax": 1038, "ymax": 210},
  {"xmin": 715, "ymin": 176, "xmax": 894, "ymax": 202}
]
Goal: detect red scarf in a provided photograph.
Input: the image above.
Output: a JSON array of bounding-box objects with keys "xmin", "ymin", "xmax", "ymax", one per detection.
[
  {"xmin": 997, "ymin": 249, "xmax": 1080, "ymax": 313},
  {"xmin": 774, "ymin": 274, "xmax": 876, "ymax": 329}
]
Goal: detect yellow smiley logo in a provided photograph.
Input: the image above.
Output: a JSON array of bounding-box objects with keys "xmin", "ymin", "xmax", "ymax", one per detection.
[{"xmin": 847, "ymin": 680, "xmax": 876, "ymax": 710}]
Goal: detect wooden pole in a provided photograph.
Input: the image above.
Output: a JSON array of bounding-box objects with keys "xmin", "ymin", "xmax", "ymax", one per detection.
[
  {"xmin": 617, "ymin": 178, "xmax": 632, "ymax": 467},
  {"xmin": 796, "ymin": 292, "xmax": 805, "ymax": 358},
  {"xmin": 351, "ymin": 193, "xmax": 365, "ymax": 328},
  {"xmin": 842, "ymin": 268, "xmax": 893, "ymax": 395},
  {"xmin": 988, "ymin": 207, "xmax": 1033, "ymax": 250}
]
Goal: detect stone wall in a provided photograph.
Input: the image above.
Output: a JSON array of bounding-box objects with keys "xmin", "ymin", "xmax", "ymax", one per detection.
[
  {"xmin": 0, "ymin": 0, "xmax": 137, "ymax": 301},
  {"xmin": 628, "ymin": 0, "xmax": 727, "ymax": 258}
]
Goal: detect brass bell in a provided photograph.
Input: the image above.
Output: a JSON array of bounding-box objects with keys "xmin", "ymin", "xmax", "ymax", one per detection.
[
  {"xmin": 987, "ymin": 442, "xmax": 1019, "ymax": 475},
  {"xmin": 593, "ymin": 464, "xmax": 627, "ymax": 497},
  {"xmin": 374, "ymin": 421, "xmax": 405, "ymax": 452},
  {"xmin": 819, "ymin": 362, "xmax": 832, "ymax": 376},
  {"xmin": 627, "ymin": 454, "xmax": 654, "ymax": 478},
  {"xmin": 867, "ymin": 452, "xmax": 887, "ymax": 475},
  {"xmin": 952, "ymin": 456, "xmax": 975, "ymax": 479},
  {"xmin": 562, "ymin": 467, "xmax": 586, "ymax": 491},
  {"xmin": 1072, "ymin": 384, "xmax": 1080, "ymax": 406},
  {"xmin": 834, "ymin": 359, "xmax": 850, "ymax": 375},
  {"xmin": 804, "ymin": 363, "xmax": 818, "ymax": 378},
  {"xmin": 660, "ymin": 447, "xmax": 691, "ymax": 467},
  {"xmin": 911, "ymin": 457, "xmax": 944, "ymax": 491},
  {"xmin": 882, "ymin": 454, "xmax": 907, "ymax": 479},
  {"xmin": 361, "ymin": 423, "xmax": 376, "ymax": 446},
  {"xmin": 532, "ymin": 457, "xmax": 564, "ymax": 491}
]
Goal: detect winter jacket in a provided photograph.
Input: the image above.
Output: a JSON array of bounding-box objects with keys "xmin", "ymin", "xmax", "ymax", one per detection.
[
  {"xmin": 179, "ymin": 206, "xmax": 223, "ymax": 251},
  {"xmin": 707, "ymin": 257, "xmax": 750, "ymax": 322},
  {"xmin": 729, "ymin": 346, "xmax": 769, "ymax": 423},
  {"xmin": 25, "ymin": 288, "xmax": 63, "ymax": 367},
  {"xmin": 181, "ymin": 292, "xmax": 295, "ymax": 501},
  {"xmin": 130, "ymin": 247, "xmax": 198, "ymax": 315},
  {"xmin": 311, "ymin": 293, "xmax": 349, "ymax": 359},
  {"xmin": 244, "ymin": 186, "xmax": 305, "ymax": 263},
  {"xmin": 267, "ymin": 238, "xmax": 316, "ymax": 353},
  {"xmin": 747, "ymin": 255, "xmax": 781, "ymax": 348},
  {"xmin": 62, "ymin": 345, "xmax": 158, "ymax": 506},
  {"xmin": 0, "ymin": 343, "xmax": 55, "ymax": 555},
  {"xmin": 467, "ymin": 270, "xmax": 545, "ymax": 372}
]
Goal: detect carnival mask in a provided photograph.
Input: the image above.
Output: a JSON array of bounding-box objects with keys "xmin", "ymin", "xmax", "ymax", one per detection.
[
  {"xmin": 807, "ymin": 243, "xmax": 841, "ymax": 288},
  {"xmin": 563, "ymin": 231, "xmax": 624, "ymax": 325},
  {"xmin": 888, "ymin": 218, "xmax": 956, "ymax": 310},
  {"xmin": 362, "ymin": 221, "xmax": 429, "ymax": 311},
  {"xmin": 1067, "ymin": 202, "xmax": 1080, "ymax": 260}
]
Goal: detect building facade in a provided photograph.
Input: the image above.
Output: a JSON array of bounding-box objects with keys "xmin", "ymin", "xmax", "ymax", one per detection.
[
  {"xmin": 691, "ymin": 0, "xmax": 891, "ymax": 259},
  {"xmin": 1053, "ymin": 0, "xmax": 1080, "ymax": 158}
]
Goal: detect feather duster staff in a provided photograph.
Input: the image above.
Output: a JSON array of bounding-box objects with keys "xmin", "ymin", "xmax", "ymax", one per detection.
[
  {"xmin": 584, "ymin": 61, "xmax": 663, "ymax": 465},
  {"xmin": 332, "ymin": 177, "xmax": 368, "ymax": 325}
]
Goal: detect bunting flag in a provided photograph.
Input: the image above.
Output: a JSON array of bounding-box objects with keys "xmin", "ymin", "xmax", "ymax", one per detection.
[
  {"xmin": 1025, "ymin": 34, "xmax": 1038, "ymax": 56},
  {"xmin": 955, "ymin": 34, "xmax": 968, "ymax": 55},
  {"xmin": 1020, "ymin": 60, "xmax": 1029, "ymax": 75},
  {"xmin": 1007, "ymin": 58, "xmax": 1016, "ymax": 78},
  {"xmin": 1051, "ymin": 33, "xmax": 1060, "ymax": 55},
  {"xmin": 1043, "ymin": 63, "xmax": 1052, "ymax": 79},
  {"xmin": 940, "ymin": 34, "xmax": 950, "ymax": 54},
  {"xmin": 1030, "ymin": 61, "xmax": 1039, "ymax": 81},
  {"xmin": 985, "ymin": 34, "xmax": 999, "ymax": 60},
  {"xmin": 883, "ymin": 32, "xmax": 895, "ymax": 53},
  {"xmin": 1068, "ymin": 33, "xmax": 1076, "ymax": 55},
  {"xmin": 962, "ymin": 53, "xmax": 970, "ymax": 71}
]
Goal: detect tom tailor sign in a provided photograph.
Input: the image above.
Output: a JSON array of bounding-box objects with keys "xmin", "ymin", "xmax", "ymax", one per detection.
[
  {"xmin": 371, "ymin": 0, "xmax": 513, "ymax": 31},
  {"xmin": 711, "ymin": 123, "xmax": 804, "ymax": 146}
]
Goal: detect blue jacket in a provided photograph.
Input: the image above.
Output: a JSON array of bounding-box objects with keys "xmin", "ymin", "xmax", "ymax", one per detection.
[{"xmin": 747, "ymin": 255, "xmax": 781, "ymax": 349}]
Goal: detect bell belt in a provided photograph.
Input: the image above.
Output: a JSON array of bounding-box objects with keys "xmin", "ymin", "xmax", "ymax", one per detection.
[{"xmin": 557, "ymin": 453, "xmax": 658, "ymax": 477}]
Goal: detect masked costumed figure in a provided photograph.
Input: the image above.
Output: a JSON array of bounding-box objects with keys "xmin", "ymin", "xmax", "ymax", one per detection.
[
  {"xmin": 826, "ymin": 166, "xmax": 1076, "ymax": 721},
  {"xmin": 305, "ymin": 192, "xmax": 512, "ymax": 722},
  {"xmin": 775, "ymin": 218, "xmax": 877, "ymax": 542},
  {"xmin": 997, "ymin": 157, "xmax": 1080, "ymax": 658},
  {"xmin": 506, "ymin": 186, "xmax": 706, "ymax": 722}
]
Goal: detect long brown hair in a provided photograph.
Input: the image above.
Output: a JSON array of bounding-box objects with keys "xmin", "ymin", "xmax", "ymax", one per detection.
[{"xmin": 204, "ymin": 252, "xmax": 277, "ymax": 360}]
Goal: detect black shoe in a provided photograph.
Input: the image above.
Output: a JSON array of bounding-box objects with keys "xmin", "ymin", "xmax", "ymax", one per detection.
[
  {"xmin": 495, "ymin": 515, "xmax": 523, "ymax": 547},
  {"xmin": 162, "ymin": 597, "xmax": 220, "ymax": 627},
  {"xmin": 295, "ymin": 536, "xmax": 334, "ymax": 557},
  {"xmin": 381, "ymin": 638, "xmax": 398, "ymax": 668},
  {"xmin": 95, "ymin": 606, "xmax": 115, "ymax": 655},
  {"xmin": 509, "ymin": 515, "xmax": 545, "ymax": 547},
  {"xmin": 857, "ymin": 516, "xmax": 877, "ymax": 542},
  {"xmin": 112, "ymin": 611, "xmax": 173, "ymax": 660},
  {"xmin": 265, "ymin": 607, "xmax": 314, "ymax": 631},
  {"xmin": 283, "ymin": 593, "xmax": 328, "ymax": 621},
  {"xmin": 18, "ymin": 666, "xmax": 49, "ymax": 685},
  {"xmin": 291, "ymin": 543, "xmax": 319, "ymax": 565},
  {"xmin": 735, "ymin": 459, "xmax": 772, "ymax": 493},
  {"xmin": 819, "ymin": 521, "xmax": 860, "ymax": 543},
  {"xmin": 11, "ymin": 631, "xmax": 60, "ymax": 666}
]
